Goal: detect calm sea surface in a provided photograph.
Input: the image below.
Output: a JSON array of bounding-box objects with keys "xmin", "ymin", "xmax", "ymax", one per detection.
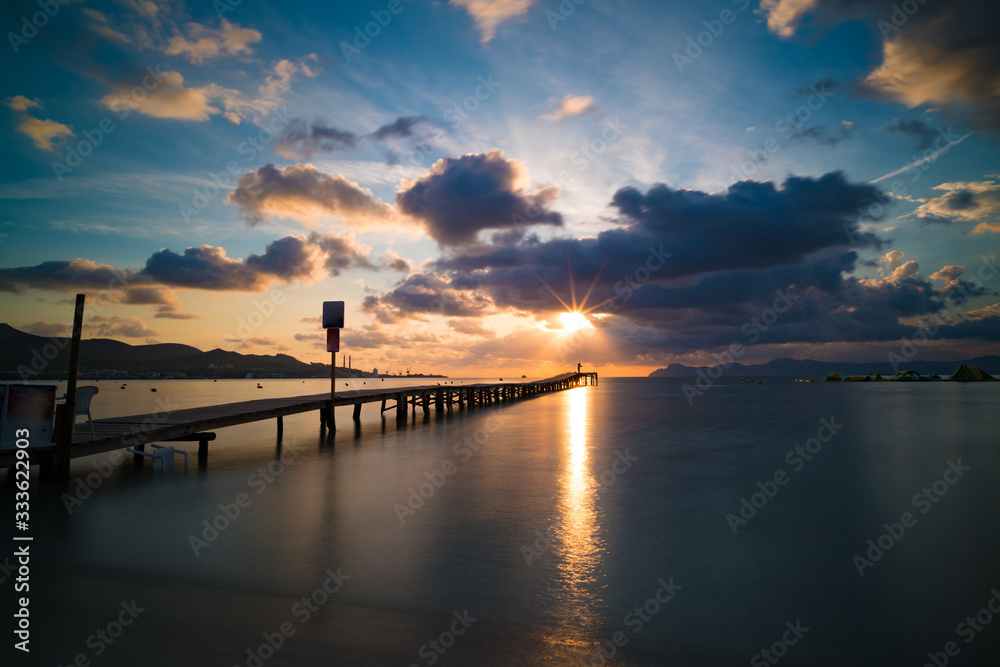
[{"xmin": 5, "ymin": 377, "xmax": 1000, "ymax": 666}]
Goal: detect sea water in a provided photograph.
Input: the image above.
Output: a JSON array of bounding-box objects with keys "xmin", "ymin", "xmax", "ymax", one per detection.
[{"xmin": 4, "ymin": 377, "xmax": 1000, "ymax": 666}]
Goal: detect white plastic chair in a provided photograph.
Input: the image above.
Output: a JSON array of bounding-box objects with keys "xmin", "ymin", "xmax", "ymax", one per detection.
[
  {"xmin": 126, "ymin": 444, "xmax": 188, "ymax": 472},
  {"xmin": 73, "ymin": 386, "xmax": 99, "ymax": 439}
]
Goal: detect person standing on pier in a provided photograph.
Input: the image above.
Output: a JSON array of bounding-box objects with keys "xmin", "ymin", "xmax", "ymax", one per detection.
[{"xmin": 577, "ymin": 362, "xmax": 582, "ymax": 373}]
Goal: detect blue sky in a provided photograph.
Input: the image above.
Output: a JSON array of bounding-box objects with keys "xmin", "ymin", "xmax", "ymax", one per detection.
[{"xmin": 1, "ymin": 0, "xmax": 998, "ymax": 375}]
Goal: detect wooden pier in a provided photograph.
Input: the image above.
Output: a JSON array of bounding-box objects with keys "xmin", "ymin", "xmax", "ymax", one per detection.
[{"xmin": 1, "ymin": 372, "xmax": 597, "ymax": 473}]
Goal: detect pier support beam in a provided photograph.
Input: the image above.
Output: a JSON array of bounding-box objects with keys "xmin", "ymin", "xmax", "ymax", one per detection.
[{"xmin": 353, "ymin": 403, "xmax": 362, "ymax": 421}]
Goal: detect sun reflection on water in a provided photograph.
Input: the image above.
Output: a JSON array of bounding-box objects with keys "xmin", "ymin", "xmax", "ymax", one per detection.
[{"xmin": 550, "ymin": 385, "xmax": 605, "ymax": 640}]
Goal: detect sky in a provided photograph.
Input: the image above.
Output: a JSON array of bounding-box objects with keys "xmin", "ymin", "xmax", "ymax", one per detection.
[{"xmin": 0, "ymin": 0, "xmax": 998, "ymax": 377}]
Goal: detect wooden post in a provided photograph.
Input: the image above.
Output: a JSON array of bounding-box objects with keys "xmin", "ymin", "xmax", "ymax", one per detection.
[
  {"xmin": 277, "ymin": 415, "xmax": 283, "ymax": 439},
  {"xmin": 55, "ymin": 294, "xmax": 85, "ymax": 479},
  {"xmin": 352, "ymin": 403, "xmax": 362, "ymax": 421},
  {"xmin": 329, "ymin": 353, "xmax": 336, "ymax": 431}
]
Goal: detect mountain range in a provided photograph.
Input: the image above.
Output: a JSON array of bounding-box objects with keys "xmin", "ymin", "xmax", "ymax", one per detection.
[
  {"xmin": 0, "ymin": 323, "xmax": 366, "ymax": 379},
  {"xmin": 648, "ymin": 356, "xmax": 1000, "ymax": 378}
]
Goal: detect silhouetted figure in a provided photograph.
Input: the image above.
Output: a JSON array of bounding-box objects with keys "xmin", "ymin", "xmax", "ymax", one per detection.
[{"xmin": 577, "ymin": 362, "xmax": 582, "ymax": 372}]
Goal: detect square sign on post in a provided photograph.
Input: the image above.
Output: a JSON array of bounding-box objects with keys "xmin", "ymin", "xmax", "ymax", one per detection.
[
  {"xmin": 322, "ymin": 301, "xmax": 345, "ymax": 329},
  {"xmin": 326, "ymin": 328, "xmax": 340, "ymax": 353}
]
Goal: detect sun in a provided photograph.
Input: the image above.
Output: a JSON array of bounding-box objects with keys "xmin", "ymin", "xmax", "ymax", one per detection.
[{"xmin": 559, "ymin": 311, "xmax": 593, "ymax": 332}]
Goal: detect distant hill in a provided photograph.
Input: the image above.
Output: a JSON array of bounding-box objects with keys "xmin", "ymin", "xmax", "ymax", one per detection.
[
  {"xmin": 0, "ymin": 324, "xmax": 374, "ymax": 379},
  {"xmin": 648, "ymin": 355, "xmax": 1000, "ymax": 378}
]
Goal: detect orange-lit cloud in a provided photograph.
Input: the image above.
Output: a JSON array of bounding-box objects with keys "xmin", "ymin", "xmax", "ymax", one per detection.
[
  {"xmin": 165, "ymin": 19, "xmax": 262, "ymax": 63},
  {"xmin": 760, "ymin": 0, "xmax": 819, "ymax": 38},
  {"xmin": 228, "ymin": 164, "xmax": 397, "ymax": 227},
  {"xmin": 537, "ymin": 94, "xmax": 596, "ymax": 121},
  {"xmin": 449, "ymin": 0, "xmax": 533, "ymax": 43},
  {"xmin": 914, "ymin": 178, "xmax": 1000, "ymax": 233}
]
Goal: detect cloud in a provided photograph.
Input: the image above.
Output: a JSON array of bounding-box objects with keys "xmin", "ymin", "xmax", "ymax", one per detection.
[
  {"xmin": 306, "ymin": 231, "xmax": 377, "ymax": 275},
  {"xmin": 87, "ymin": 315, "xmax": 160, "ymax": 339},
  {"xmin": 759, "ymin": 0, "xmax": 820, "ymax": 38},
  {"xmin": 449, "ymin": 0, "xmax": 533, "ymax": 43},
  {"xmin": 99, "ymin": 57, "xmax": 316, "ymax": 125},
  {"xmin": 447, "ymin": 318, "xmax": 496, "ymax": 338},
  {"xmin": 121, "ymin": 285, "xmax": 180, "ymax": 306},
  {"xmin": 5, "ymin": 96, "xmax": 73, "ymax": 150},
  {"xmin": 787, "ymin": 121, "xmax": 853, "ymax": 146},
  {"xmin": 228, "ymin": 163, "xmax": 396, "ymax": 227},
  {"xmin": 275, "ymin": 115, "xmax": 436, "ymax": 161},
  {"xmin": 139, "ymin": 233, "xmax": 372, "ymax": 292},
  {"xmin": 537, "ymin": 95, "xmax": 596, "ymax": 121},
  {"xmin": 207, "ymin": 57, "xmax": 318, "ymax": 125},
  {"xmin": 914, "ymin": 178, "xmax": 1000, "ymax": 232},
  {"xmin": 886, "ymin": 118, "xmax": 941, "ymax": 151},
  {"xmin": 3, "ymin": 96, "xmax": 40, "ymax": 112},
  {"xmin": 429, "ymin": 174, "xmax": 886, "ymax": 322},
  {"xmin": 276, "ymin": 119, "xmax": 359, "ymax": 159},
  {"xmin": 764, "ymin": 0, "xmax": 1000, "ymax": 132},
  {"xmin": 929, "ymin": 265, "xmax": 966, "ymax": 282},
  {"xmin": 362, "ymin": 272, "xmax": 494, "ymax": 323},
  {"xmin": 341, "ymin": 323, "xmax": 442, "ymax": 350},
  {"xmin": 406, "ymin": 172, "xmax": 998, "ymax": 356},
  {"xmin": 82, "ymin": 8, "xmax": 134, "ymax": 45},
  {"xmin": 966, "ymin": 303, "xmax": 1000, "ymax": 320},
  {"xmin": 15, "ymin": 117, "xmax": 75, "ymax": 151},
  {"xmin": 0, "ymin": 259, "xmax": 132, "ymax": 294},
  {"xmin": 396, "ymin": 150, "xmax": 562, "ymax": 246},
  {"xmin": 0, "ymin": 233, "xmax": 377, "ymax": 298},
  {"xmin": 165, "ymin": 19, "xmax": 262, "ymax": 63},
  {"xmin": 101, "ymin": 70, "xmax": 220, "ymax": 121},
  {"xmin": 141, "ymin": 242, "xmax": 312, "ymax": 291},
  {"xmin": 863, "ymin": 11, "xmax": 1000, "ymax": 132},
  {"xmin": 379, "ymin": 251, "xmax": 413, "ymax": 273},
  {"xmin": 21, "ymin": 321, "xmax": 71, "ymax": 337}
]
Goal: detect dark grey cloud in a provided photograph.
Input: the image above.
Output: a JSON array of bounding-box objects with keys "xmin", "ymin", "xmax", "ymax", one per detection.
[
  {"xmin": 276, "ymin": 119, "xmax": 359, "ymax": 159},
  {"xmin": 362, "ymin": 272, "xmax": 494, "ymax": 322},
  {"xmin": 386, "ymin": 172, "xmax": 999, "ymax": 355},
  {"xmin": 788, "ymin": 123, "xmax": 853, "ymax": 146},
  {"xmin": 396, "ymin": 150, "xmax": 562, "ymax": 246},
  {"xmin": 307, "ymin": 231, "xmax": 376, "ymax": 275},
  {"xmin": 276, "ymin": 115, "xmax": 438, "ymax": 160},
  {"xmin": 0, "ymin": 259, "xmax": 133, "ymax": 294},
  {"xmin": 886, "ymin": 118, "xmax": 940, "ymax": 150}
]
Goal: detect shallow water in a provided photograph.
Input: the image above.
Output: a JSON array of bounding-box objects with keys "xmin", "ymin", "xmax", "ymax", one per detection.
[{"xmin": 4, "ymin": 377, "xmax": 1000, "ymax": 666}]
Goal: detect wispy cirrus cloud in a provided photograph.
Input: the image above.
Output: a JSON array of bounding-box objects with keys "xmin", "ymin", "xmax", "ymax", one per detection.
[{"xmin": 537, "ymin": 94, "xmax": 596, "ymax": 121}]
